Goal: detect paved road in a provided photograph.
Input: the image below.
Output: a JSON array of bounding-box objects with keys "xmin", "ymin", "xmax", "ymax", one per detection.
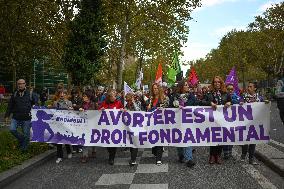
[
  {"xmin": 3, "ymin": 146, "xmax": 284, "ymax": 189},
  {"xmin": 268, "ymin": 101, "xmax": 284, "ymax": 153},
  {"xmin": 2, "ymin": 102, "xmax": 284, "ymax": 189}
]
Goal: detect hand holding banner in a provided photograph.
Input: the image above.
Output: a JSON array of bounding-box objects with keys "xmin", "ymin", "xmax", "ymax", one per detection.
[{"xmin": 31, "ymin": 103, "xmax": 270, "ymax": 147}]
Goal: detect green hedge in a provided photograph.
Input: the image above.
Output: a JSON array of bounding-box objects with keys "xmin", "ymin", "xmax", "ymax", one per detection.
[
  {"xmin": 0, "ymin": 130, "xmax": 49, "ymax": 173},
  {"xmin": 0, "ymin": 103, "xmax": 7, "ymax": 113}
]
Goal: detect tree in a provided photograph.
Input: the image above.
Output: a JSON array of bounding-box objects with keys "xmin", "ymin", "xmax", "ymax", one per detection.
[
  {"xmin": 103, "ymin": 0, "xmax": 201, "ymax": 90},
  {"xmin": 248, "ymin": 2, "xmax": 284, "ymax": 77},
  {"xmin": 0, "ymin": 0, "xmax": 78, "ymax": 90},
  {"xmin": 62, "ymin": 0, "xmax": 106, "ymax": 86},
  {"xmin": 190, "ymin": 2, "xmax": 284, "ymax": 86}
]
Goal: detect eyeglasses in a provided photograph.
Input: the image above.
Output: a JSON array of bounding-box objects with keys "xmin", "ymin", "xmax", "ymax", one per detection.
[{"xmin": 17, "ymin": 83, "xmax": 25, "ymax": 85}]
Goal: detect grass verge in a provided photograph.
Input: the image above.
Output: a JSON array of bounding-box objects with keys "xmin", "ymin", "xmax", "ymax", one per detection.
[{"xmin": 0, "ymin": 130, "xmax": 49, "ymax": 173}]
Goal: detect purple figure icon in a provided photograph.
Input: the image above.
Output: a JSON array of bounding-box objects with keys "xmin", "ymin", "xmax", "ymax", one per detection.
[{"xmin": 31, "ymin": 110, "xmax": 54, "ymax": 142}]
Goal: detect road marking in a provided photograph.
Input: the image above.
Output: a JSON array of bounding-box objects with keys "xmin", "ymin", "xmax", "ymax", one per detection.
[
  {"xmin": 232, "ymin": 149, "xmax": 278, "ymax": 189},
  {"xmin": 129, "ymin": 184, "xmax": 168, "ymax": 189},
  {"xmin": 135, "ymin": 163, "xmax": 168, "ymax": 173},
  {"xmin": 95, "ymin": 173, "xmax": 135, "ymax": 185},
  {"xmin": 270, "ymin": 139, "xmax": 284, "ymax": 148}
]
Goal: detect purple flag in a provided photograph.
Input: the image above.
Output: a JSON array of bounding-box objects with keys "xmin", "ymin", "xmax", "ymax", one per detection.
[{"xmin": 225, "ymin": 67, "xmax": 240, "ymax": 95}]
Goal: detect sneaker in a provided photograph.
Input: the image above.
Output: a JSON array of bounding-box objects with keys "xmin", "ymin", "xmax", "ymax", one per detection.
[
  {"xmin": 186, "ymin": 160, "xmax": 196, "ymax": 168},
  {"xmin": 67, "ymin": 154, "xmax": 72, "ymax": 159},
  {"xmin": 129, "ymin": 160, "xmax": 137, "ymax": 166},
  {"xmin": 240, "ymin": 154, "xmax": 246, "ymax": 162},
  {"xmin": 156, "ymin": 161, "xmax": 162, "ymax": 166},
  {"xmin": 56, "ymin": 158, "xmax": 62, "ymax": 164},
  {"xmin": 249, "ymin": 158, "xmax": 259, "ymax": 165}
]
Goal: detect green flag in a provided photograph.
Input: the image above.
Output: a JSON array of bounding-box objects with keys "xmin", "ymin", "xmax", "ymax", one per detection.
[
  {"xmin": 167, "ymin": 51, "xmax": 181, "ymax": 85},
  {"xmin": 167, "ymin": 67, "xmax": 177, "ymax": 85},
  {"xmin": 173, "ymin": 51, "xmax": 181, "ymax": 73}
]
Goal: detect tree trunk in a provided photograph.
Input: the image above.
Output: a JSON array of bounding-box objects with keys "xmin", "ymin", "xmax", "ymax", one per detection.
[
  {"xmin": 67, "ymin": 73, "xmax": 72, "ymax": 89},
  {"xmin": 12, "ymin": 63, "xmax": 16, "ymax": 91},
  {"xmin": 11, "ymin": 46, "xmax": 16, "ymax": 91},
  {"xmin": 116, "ymin": 42, "xmax": 125, "ymax": 90},
  {"xmin": 276, "ymin": 40, "xmax": 284, "ymax": 76},
  {"xmin": 115, "ymin": 5, "xmax": 130, "ymax": 90}
]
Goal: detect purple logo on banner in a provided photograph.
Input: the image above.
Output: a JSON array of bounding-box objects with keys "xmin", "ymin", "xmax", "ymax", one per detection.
[
  {"xmin": 32, "ymin": 110, "xmax": 86, "ymax": 145},
  {"xmin": 31, "ymin": 110, "xmax": 54, "ymax": 142}
]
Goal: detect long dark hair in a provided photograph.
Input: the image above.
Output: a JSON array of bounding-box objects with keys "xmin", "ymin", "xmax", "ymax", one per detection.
[
  {"xmin": 176, "ymin": 80, "xmax": 189, "ymax": 94},
  {"xmin": 151, "ymin": 83, "xmax": 165, "ymax": 103}
]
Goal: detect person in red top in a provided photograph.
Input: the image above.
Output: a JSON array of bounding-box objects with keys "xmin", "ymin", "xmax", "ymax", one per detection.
[
  {"xmin": 0, "ymin": 83, "xmax": 6, "ymax": 103},
  {"xmin": 99, "ymin": 89, "xmax": 124, "ymax": 165}
]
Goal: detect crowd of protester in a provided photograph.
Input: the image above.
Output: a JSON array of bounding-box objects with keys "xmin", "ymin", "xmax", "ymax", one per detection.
[{"xmin": 4, "ymin": 76, "xmax": 270, "ymax": 167}]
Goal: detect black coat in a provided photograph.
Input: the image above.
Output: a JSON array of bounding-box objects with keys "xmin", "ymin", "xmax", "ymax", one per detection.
[
  {"xmin": 200, "ymin": 91, "xmax": 231, "ymax": 106},
  {"xmin": 5, "ymin": 90, "xmax": 38, "ymax": 120}
]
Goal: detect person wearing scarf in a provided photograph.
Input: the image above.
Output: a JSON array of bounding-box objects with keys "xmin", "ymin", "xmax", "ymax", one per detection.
[
  {"xmin": 171, "ymin": 80, "xmax": 199, "ymax": 168},
  {"xmin": 201, "ymin": 76, "xmax": 232, "ymax": 164},
  {"xmin": 147, "ymin": 83, "xmax": 169, "ymax": 165},
  {"xmin": 99, "ymin": 89, "xmax": 124, "ymax": 165},
  {"xmin": 240, "ymin": 82, "xmax": 266, "ymax": 165}
]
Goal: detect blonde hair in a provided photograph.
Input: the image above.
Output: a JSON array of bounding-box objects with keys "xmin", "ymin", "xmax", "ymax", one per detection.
[{"xmin": 211, "ymin": 76, "xmax": 227, "ymax": 93}]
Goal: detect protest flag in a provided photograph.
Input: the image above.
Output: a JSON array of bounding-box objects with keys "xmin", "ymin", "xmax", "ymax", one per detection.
[
  {"xmin": 167, "ymin": 51, "xmax": 182, "ymax": 85},
  {"xmin": 155, "ymin": 63, "xmax": 163, "ymax": 85},
  {"xmin": 123, "ymin": 81, "xmax": 134, "ymax": 106},
  {"xmin": 135, "ymin": 68, "xmax": 143, "ymax": 90},
  {"xmin": 225, "ymin": 67, "xmax": 240, "ymax": 95},
  {"xmin": 188, "ymin": 66, "xmax": 199, "ymax": 86}
]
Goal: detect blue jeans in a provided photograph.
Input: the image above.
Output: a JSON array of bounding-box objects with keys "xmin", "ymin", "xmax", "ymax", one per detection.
[
  {"xmin": 177, "ymin": 146, "xmax": 193, "ymax": 161},
  {"xmin": 10, "ymin": 119, "xmax": 31, "ymax": 151}
]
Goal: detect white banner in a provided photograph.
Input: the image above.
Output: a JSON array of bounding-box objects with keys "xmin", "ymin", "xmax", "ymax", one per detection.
[{"xmin": 31, "ymin": 103, "xmax": 270, "ymax": 147}]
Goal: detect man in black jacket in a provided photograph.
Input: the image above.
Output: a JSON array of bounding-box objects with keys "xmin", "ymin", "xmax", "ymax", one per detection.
[{"xmin": 5, "ymin": 79, "xmax": 38, "ymax": 152}]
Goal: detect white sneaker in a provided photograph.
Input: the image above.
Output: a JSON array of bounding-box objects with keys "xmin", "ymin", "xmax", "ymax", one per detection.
[
  {"xmin": 67, "ymin": 154, "xmax": 72, "ymax": 159},
  {"xmin": 156, "ymin": 161, "xmax": 162, "ymax": 166},
  {"xmin": 56, "ymin": 158, "xmax": 62, "ymax": 164}
]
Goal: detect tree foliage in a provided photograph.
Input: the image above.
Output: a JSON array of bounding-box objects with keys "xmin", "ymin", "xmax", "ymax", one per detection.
[
  {"xmin": 191, "ymin": 2, "xmax": 284, "ymax": 85},
  {"xmin": 102, "ymin": 0, "xmax": 201, "ymax": 89},
  {"xmin": 62, "ymin": 0, "xmax": 106, "ymax": 86},
  {"xmin": 0, "ymin": 0, "xmax": 78, "ymax": 90}
]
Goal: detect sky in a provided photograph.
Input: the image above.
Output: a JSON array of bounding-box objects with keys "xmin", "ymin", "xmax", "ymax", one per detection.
[{"xmin": 181, "ymin": 0, "xmax": 283, "ymax": 71}]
